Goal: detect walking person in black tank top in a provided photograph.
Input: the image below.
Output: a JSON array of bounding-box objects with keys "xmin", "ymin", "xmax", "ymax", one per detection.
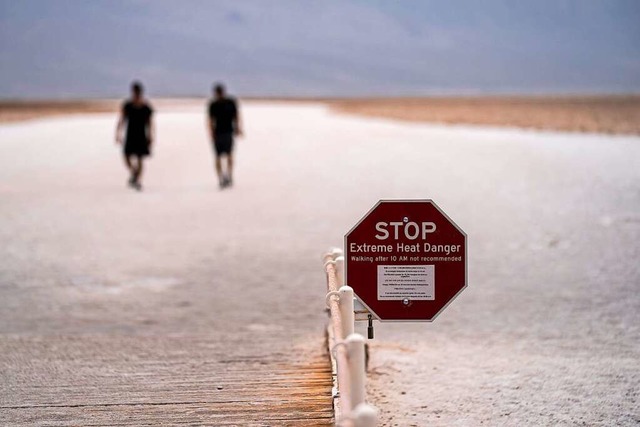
[
  {"xmin": 115, "ymin": 81, "xmax": 154, "ymax": 191},
  {"xmin": 208, "ymin": 83, "xmax": 242, "ymax": 189}
]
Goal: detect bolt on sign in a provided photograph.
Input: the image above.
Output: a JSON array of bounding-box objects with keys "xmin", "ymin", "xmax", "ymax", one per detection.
[{"xmin": 345, "ymin": 200, "xmax": 467, "ymax": 321}]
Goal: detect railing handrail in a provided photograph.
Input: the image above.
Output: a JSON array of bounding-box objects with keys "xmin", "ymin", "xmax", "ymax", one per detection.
[
  {"xmin": 324, "ymin": 253, "xmax": 353, "ymax": 417},
  {"xmin": 323, "ymin": 249, "xmax": 378, "ymax": 427}
]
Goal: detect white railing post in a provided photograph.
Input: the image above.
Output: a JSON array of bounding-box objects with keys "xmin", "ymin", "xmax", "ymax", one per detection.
[
  {"xmin": 325, "ymin": 286, "xmax": 355, "ymax": 340},
  {"xmin": 345, "ymin": 333, "xmax": 366, "ymax": 409},
  {"xmin": 338, "ymin": 285, "xmax": 355, "ymax": 338},
  {"xmin": 330, "ymin": 247, "xmax": 343, "ymax": 260},
  {"xmin": 352, "ymin": 403, "xmax": 378, "ymax": 427},
  {"xmin": 323, "ymin": 248, "xmax": 342, "ymax": 270}
]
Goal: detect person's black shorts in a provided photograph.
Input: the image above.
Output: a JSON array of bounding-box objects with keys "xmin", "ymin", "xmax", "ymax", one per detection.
[
  {"xmin": 124, "ymin": 138, "xmax": 150, "ymax": 157},
  {"xmin": 213, "ymin": 133, "xmax": 234, "ymax": 156}
]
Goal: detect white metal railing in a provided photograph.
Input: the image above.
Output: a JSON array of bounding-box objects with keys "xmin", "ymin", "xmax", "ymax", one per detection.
[{"xmin": 323, "ymin": 249, "xmax": 378, "ymax": 427}]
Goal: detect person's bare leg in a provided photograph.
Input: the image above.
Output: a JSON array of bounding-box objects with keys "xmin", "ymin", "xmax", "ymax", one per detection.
[
  {"xmin": 215, "ymin": 156, "xmax": 223, "ymax": 186},
  {"xmin": 124, "ymin": 155, "xmax": 135, "ymax": 185},
  {"xmin": 124, "ymin": 155, "xmax": 132, "ymax": 171},
  {"xmin": 134, "ymin": 156, "xmax": 144, "ymax": 185},
  {"xmin": 226, "ymin": 153, "xmax": 234, "ymax": 186}
]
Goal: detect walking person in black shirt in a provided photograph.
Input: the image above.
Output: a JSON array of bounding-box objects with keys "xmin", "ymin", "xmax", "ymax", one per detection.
[
  {"xmin": 208, "ymin": 83, "xmax": 242, "ymax": 189},
  {"xmin": 115, "ymin": 81, "xmax": 154, "ymax": 191}
]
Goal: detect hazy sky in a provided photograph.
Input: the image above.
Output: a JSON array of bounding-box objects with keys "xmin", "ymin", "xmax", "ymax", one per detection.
[{"xmin": 1, "ymin": 0, "xmax": 639, "ymax": 98}]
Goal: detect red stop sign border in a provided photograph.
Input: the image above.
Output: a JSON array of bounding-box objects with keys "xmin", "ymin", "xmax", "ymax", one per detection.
[{"xmin": 344, "ymin": 199, "xmax": 468, "ymax": 322}]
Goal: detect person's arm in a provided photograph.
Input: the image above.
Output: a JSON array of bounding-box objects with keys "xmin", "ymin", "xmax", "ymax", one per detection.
[
  {"xmin": 115, "ymin": 106, "xmax": 125, "ymax": 144},
  {"xmin": 207, "ymin": 103, "xmax": 216, "ymax": 139},
  {"xmin": 234, "ymin": 103, "xmax": 243, "ymax": 136},
  {"xmin": 147, "ymin": 114, "xmax": 155, "ymax": 147},
  {"xmin": 208, "ymin": 116, "xmax": 215, "ymax": 139}
]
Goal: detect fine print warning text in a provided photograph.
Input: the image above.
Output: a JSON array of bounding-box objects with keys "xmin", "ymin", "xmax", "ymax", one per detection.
[{"xmin": 377, "ymin": 265, "xmax": 435, "ymax": 300}]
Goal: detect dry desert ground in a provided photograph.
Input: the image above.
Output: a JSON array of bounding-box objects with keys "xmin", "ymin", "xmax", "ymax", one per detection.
[{"xmin": 1, "ymin": 99, "xmax": 638, "ymax": 426}]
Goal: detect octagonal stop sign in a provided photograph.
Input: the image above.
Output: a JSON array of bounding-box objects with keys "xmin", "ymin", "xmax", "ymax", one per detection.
[{"xmin": 345, "ymin": 200, "xmax": 467, "ymax": 321}]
